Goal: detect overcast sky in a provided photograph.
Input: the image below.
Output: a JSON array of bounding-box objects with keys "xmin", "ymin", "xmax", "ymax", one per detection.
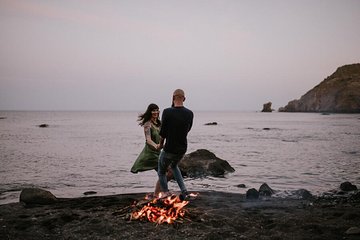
[{"xmin": 0, "ymin": 0, "xmax": 359, "ymax": 111}]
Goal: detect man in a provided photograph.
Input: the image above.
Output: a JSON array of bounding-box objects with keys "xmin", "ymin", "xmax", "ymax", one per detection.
[{"xmin": 157, "ymin": 89, "xmax": 193, "ymax": 200}]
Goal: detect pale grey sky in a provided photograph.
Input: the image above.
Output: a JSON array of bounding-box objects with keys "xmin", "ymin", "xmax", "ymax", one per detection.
[{"xmin": 0, "ymin": 0, "xmax": 359, "ymax": 111}]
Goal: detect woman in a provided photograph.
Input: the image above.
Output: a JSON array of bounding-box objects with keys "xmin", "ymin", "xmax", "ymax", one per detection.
[{"xmin": 131, "ymin": 103, "xmax": 172, "ymax": 196}]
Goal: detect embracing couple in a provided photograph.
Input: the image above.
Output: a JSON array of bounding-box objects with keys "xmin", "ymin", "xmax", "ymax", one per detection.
[{"xmin": 130, "ymin": 89, "xmax": 193, "ymax": 200}]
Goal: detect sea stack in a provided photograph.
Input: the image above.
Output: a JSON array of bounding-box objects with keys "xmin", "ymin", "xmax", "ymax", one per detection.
[{"xmin": 261, "ymin": 102, "xmax": 273, "ymax": 112}]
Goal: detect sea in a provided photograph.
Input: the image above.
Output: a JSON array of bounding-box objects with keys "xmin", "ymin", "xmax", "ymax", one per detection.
[{"xmin": 0, "ymin": 111, "xmax": 359, "ymax": 205}]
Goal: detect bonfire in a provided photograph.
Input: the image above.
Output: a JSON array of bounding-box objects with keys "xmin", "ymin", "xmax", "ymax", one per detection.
[{"xmin": 129, "ymin": 193, "xmax": 197, "ymax": 225}]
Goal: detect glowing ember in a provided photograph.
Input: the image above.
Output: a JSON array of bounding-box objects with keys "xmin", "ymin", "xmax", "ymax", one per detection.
[{"xmin": 131, "ymin": 193, "xmax": 196, "ymax": 224}]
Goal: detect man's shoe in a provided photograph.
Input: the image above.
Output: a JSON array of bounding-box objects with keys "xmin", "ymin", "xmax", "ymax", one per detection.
[{"xmin": 179, "ymin": 191, "xmax": 189, "ymax": 201}]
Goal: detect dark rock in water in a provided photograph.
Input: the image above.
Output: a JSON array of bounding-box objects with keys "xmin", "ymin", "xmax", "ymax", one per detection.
[
  {"xmin": 179, "ymin": 149, "xmax": 235, "ymax": 178},
  {"xmin": 259, "ymin": 183, "xmax": 275, "ymax": 196},
  {"xmin": 83, "ymin": 191, "xmax": 97, "ymax": 196},
  {"xmin": 263, "ymin": 128, "xmax": 271, "ymax": 130},
  {"xmin": 38, "ymin": 124, "xmax": 49, "ymax": 128},
  {"xmin": 246, "ymin": 188, "xmax": 259, "ymax": 199},
  {"xmin": 204, "ymin": 122, "xmax": 217, "ymax": 125},
  {"xmin": 279, "ymin": 63, "xmax": 360, "ymax": 113},
  {"xmin": 261, "ymin": 102, "xmax": 273, "ymax": 112},
  {"xmin": 20, "ymin": 188, "xmax": 57, "ymax": 205},
  {"xmin": 236, "ymin": 184, "xmax": 246, "ymax": 188},
  {"xmin": 0, "ymin": 117, "xmax": 6, "ymax": 119},
  {"xmin": 340, "ymin": 181, "xmax": 358, "ymax": 191}
]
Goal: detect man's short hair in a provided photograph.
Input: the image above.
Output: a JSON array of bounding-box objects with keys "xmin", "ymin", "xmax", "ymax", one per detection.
[{"xmin": 173, "ymin": 89, "xmax": 185, "ymax": 98}]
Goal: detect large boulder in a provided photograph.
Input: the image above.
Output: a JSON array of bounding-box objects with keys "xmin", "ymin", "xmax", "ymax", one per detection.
[
  {"xmin": 20, "ymin": 188, "xmax": 57, "ymax": 205},
  {"xmin": 279, "ymin": 63, "xmax": 360, "ymax": 113},
  {"xmin": 179, "ymin": 149, "xmax": 235, "ymax": 178}
]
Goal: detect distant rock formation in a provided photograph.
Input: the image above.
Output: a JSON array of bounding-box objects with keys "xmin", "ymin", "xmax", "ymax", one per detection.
[
  {"xmin": 261, "ymin": 102, "xmax": 273, "ymax": 112},
  {"xmin": 279, "ymin": 63, "xmax": 360, "ymax": 113}
]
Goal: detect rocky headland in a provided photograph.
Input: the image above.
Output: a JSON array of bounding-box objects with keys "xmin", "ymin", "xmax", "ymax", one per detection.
[{"xmin": 279, "ymin": 63, "xmax": 360, "ymax": 113}]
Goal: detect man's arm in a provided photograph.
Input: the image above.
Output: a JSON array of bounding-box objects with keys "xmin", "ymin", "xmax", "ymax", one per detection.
[
  {"xmin": 188, "ymin": 111, "xmax": 194, "ymax": 132},
  {"xmin": 158, "ymin": 109, "xmax": 167, "ymax": 150}
]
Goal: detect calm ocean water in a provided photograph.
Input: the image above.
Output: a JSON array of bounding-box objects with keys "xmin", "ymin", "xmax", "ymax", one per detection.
[{"xmin": 1, "ymin": 111, "xmax": 359, "ymax": 205}]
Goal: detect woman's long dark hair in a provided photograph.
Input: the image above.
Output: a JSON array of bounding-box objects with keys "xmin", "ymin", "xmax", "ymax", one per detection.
[{"xmin": 138, "ymin": 103, "xmax": 161, "ymax": 127}]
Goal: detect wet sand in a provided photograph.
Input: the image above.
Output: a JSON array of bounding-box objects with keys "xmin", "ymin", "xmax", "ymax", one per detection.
[{"xmin": 0, "ymin": 191, "xmax": 359, "ymax": 240}]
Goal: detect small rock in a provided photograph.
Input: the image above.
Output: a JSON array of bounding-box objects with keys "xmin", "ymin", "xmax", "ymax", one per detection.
[
  {"xmin": 263, "ymin": 128, "xmax": 271, "ymax": 130},
  {"xmin": 38, "ymin": 124, "xmax": 49, "ymax": 128},
  {"xmin": 259, "ymin": 183, "xmax": 275, "ymax": 196},
  {"xmin": 204, "ymin": 122, "xmax": 217, "ymax": 126},
  {"xmin": 340, "ymin": 181, "xmax": 357, "ymax": 191},
  {"xmin": 236, "ymin": 184, "xmax": 246, "ymax": 188},
  {"xmin": 293, "ymin": 189, "xmax": 313, "ymax": 200},
  {"xmin": 84, "ymin": 191, "xmax": 97, "ymax": 195},
  {"xmin": 345, "ymin": 226, "xmax": 360, "ymax": 235},
  {"xmin": 246, "ymin": 188, "xmax": 259, "ymax": 200}
]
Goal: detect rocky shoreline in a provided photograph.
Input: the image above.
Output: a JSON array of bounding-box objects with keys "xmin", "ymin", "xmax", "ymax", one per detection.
[{"xmin": 1, "ymin": 185, "xmax": 359, "ymax": 240}]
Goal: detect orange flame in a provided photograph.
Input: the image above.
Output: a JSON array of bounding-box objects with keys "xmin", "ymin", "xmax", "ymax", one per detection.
[{"xmin": 131, "ymin": 194, "xmax": 190, "ymax": 224}]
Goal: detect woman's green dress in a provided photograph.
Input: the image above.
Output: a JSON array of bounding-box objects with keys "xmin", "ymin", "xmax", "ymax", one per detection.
[{"xmin": 131, "ymin": 122, "xmax": 161, "ymax": 173}]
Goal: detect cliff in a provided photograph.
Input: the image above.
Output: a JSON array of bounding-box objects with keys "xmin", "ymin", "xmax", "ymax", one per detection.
[{"xmin": 279, "ymin": 63, "xmax": 360, "ymax": 113}]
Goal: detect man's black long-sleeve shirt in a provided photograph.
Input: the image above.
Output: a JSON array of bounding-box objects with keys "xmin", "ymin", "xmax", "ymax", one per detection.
[{"xmin": 159, "ymin": 106, "xmax": 193, "ymax": 154}]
